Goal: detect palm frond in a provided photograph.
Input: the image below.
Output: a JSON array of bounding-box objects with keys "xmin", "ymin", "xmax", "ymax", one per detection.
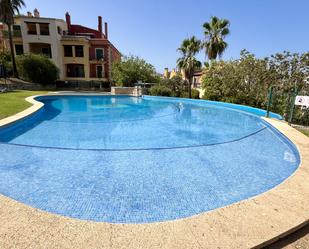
[
  {"xmin": 221, "ymin": 28, "xmax": 229, "ymax": 36},
  {"xmin": 12, "ymin": 0, "xmax": 25, "ymax": 14},
  {"xmin": 220, "ymin": 19, "xmax": 230, "ymax": 28},
  {"xmin": 0, "ymin": 0, "xmax": 25, "ymax": 24},
  {"xmin": 211, "ymin": 16, "xmax": 219, "ymax": 26},
  {"xmin": 202, "ymin": 16, "xmax": 230, "ymax": 61},
  {"xmin": 203, "ymin": 22, "xmax": 211, "ymax": 31}
]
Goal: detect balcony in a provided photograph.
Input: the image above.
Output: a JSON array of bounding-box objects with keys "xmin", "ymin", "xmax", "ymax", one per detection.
[
  {"xmin": 89, "ymin": 48, "xmax": 105, "ymax": 63},
  {"xmin": 2, "ymin": 30, "xmax": 22, "ymax": 38},
  {"xmin": 29, "ymin": 43, "xmax": 52, "ymax": 58},
  {"xmin": 89, "ymin": 58, "xmax": 106, "ymax": 64}
]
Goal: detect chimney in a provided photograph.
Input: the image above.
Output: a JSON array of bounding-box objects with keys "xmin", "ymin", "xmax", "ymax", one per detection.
[
  {"xmin": 98, "ymin": 16, "xmax": 103, "ymax": 37},
  {"xmin": 164, "ymin": 68, "xmax": 169, "ymax": 78},
  {"xmin": 33, "ymin": 8, "xmax": 40, "ymax": 18},
  {"xmin": 65, "ymin": 12, "xmax": 71, "ymax": 31},
  {"xmin": 27, "ymin": 11, "xmax": 32, "ymax": 17},
  {"xmin": 104, "ymin": 22, "xmax": 108, "ymax": 39}
]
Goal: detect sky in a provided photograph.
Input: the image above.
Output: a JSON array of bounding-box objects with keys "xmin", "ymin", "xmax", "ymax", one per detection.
[{"xmin": 21, "ymin": 0, "xmax": 309, "ymax": 73}]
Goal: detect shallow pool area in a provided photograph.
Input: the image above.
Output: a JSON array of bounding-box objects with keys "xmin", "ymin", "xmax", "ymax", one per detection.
[{"xmin": 0, "ymin": 95, "xmax": 300, "ymax": 223}]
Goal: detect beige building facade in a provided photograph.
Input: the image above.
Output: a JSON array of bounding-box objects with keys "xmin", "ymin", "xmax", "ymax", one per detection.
[{"xmin": 1, "ymin": 9, "xmax": 121, "ymax": 82}]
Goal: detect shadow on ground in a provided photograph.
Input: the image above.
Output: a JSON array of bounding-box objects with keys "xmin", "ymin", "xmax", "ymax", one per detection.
[{"xmin": 264, "ymin": 224, "xmax": 309, "ymax": 249}]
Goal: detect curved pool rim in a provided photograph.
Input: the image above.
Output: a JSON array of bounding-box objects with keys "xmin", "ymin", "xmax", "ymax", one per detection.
[
  {"xmin": 0, "ymin": 93, "xmax": 285, "ymax": 153},
  {"xmin": 0, "ymin": 93, "xmax": 301, "ymax": 224},
  {"xmin": 0, "ymin": 117, "xmax": 308, "ymax": 249},
  {"xmin": 0, "ymin": 93, "xmax": 283, "ymax": 129},
  {"xmin": 143, "ymin": 95, "xmax": 283, "ymax": 120}
]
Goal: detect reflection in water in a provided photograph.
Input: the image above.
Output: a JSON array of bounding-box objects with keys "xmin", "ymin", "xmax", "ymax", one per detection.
[
  {"xmin": 0, "ymin": 96, "xmax": 300, "ymax": 223},
  {"xmin": 0, "ymin": 101, "xmax": 61, "ymax": 142},
  {"xmin": 0, "ymin": 95, "xmax": 267, "ymax": 150}
]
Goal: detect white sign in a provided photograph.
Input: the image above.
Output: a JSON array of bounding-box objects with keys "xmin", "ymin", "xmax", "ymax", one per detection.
[{"xmin": 295, "ymin": 96, "xmax": 309, "ymax": 108}]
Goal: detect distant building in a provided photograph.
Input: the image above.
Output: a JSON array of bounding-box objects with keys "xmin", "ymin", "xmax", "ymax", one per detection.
[
  {"xmin": 163, "ymin": 67, "xmax": 203, "ymax": 87},
  {"xmin": 164, "ymin": 67, "xmax": 204, "ymax": 97},
  {"xmin": 1, "ymin": 9, "xmax": 121, "ymax": 82},
  {"xmin": 163, "ymin": 67, "xmax": 183, "ymax": 79},
  {"xmin": 163, "ymin": 68, "xmax": 170, "ymax": 78},
  {"xmin": 192, "ymin": 70, "xmax": 203, "ymax": 89}
]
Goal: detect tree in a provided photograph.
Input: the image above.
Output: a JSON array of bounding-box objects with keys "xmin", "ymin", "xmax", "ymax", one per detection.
[
  {"xmin": 0, "ymin": 0, "xmax": 25, "ymax": 78},
  {"xmin": 203, "ymin": 16, "xmax": 230, "ymax": 61},
  {"xmin": 202, "ymin": 50, "xmax": 271, "ymax": 107},
  {"xmin": 149, "ymin": 84, "xmax": 172, "ymax": 97},
  {"xmin": 177, "ymin": 36, "xmax": 202, "ymax": 98},
  {"xmin": 201, "ymin": 50, "xmax": 309, "ymax": 125},
  {"xmin": 111, "ymin": 55, "xmax": 160, "ymax": 87}
]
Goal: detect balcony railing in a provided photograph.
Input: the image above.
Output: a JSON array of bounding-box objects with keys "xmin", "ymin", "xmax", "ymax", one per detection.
[
  {"xmin": 2, "ymin": 30, "xmax": 22, "ymax": 38},
  {"xmin": 89, "ymin": 55, "xmax": 106, "ymax": 62}
]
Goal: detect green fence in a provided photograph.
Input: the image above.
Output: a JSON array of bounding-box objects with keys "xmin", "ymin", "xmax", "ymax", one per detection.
[{"xmin": 266, "ymin": 86, "xmax": 309, "ymax": 126}]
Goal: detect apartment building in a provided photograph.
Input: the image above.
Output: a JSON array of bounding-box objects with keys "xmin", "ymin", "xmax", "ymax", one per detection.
[
  {"xmin": 163, "ymin": 67, "xmax": 203, "ymax": 88},
  {"xmin": 163, "ymin": 67, "xmax": 204, "ymax": 97},
  {"xmin": 1, "ymin": 9, "xmax": 121, "ymax": 82},
  {"xmin": 163, "ymin": 68, "xmax": 181, "ymax": 79}
]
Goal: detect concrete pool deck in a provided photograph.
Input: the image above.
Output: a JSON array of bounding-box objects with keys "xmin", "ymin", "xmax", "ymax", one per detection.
[{"xmin": 0, "ymin": 94, "xmax": 308, "ymax": 248}]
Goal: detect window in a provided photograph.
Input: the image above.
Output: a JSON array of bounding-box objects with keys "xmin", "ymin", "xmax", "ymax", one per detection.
[
  {"xmin": 95, "ymin": 48, "xmax": 104, "ymax": 60},
  {"xmin": 29, "ymin": 43, "xmax": 52, "ymax": 58},
  {"xmin": 66, "ymin": 64, "xmax": 85, "ymax": 78},
  {"xmin": 27, "ymin": 22, "xmax": 37, "ymax": 35},
  {"xmin": 57, "ymin": 26, "xmax": 62, "ymax": 35},
  {"xmin": 64, "ymin": 45, "xmax": 73, "ymax": 57},
  {"xmin": 15, "ymin": 44, "xmax": 24, "ymax": 55},
  {"xmin": 75, "ymin": 46, "xmax": 84, "ymax": 57},
  {"xmin": 39, "ymin": 23, "xmax": 49, "ymax": 36},
  {"xmin": 13, "ymin": 25, "xmax": 21, "ymax": 31},
  {"xmin": 96, "ymin": 65, "xmax": 103, "ymax": 78},
  {"xmin": 41, "ymin": 47, "xmax": 52, "ymax": 58},
  {"xmin": 12, "ymin": 25, "xmax": 21, "ymax": 37}
]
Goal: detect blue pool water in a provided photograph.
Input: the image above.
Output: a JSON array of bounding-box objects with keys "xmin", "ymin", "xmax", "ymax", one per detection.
[{"xmin": 0, "ymin": 95, "xmax": 300, "ymax": 223}]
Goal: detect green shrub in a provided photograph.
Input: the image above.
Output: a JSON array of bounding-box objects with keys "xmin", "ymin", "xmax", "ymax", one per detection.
[
  {"xmin": 0, "ymin": 51, "xmax": 12, "ymax": 74},
  {"xmin": 191, "ymin": 89, "xmax": 200, "ymax": 99},
  {"xmin": 161, "ymin": 75, "xmax": 187, "ymax": 97},
  {"xmin": 149, "ymin": 84, "xmax": 172, "ymax": 96},
  {"xmin": 180, "ymin": 89, "xmax": 200, "ymax": 99},
  {"xmin": 16, "ymin": 54, "xmax": 59, "ymax": 84}
]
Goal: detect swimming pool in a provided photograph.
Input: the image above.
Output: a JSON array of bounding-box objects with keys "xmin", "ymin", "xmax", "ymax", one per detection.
[{"xmin": 0, "ymin": 95, "xmax": 300, "ymax": 223}]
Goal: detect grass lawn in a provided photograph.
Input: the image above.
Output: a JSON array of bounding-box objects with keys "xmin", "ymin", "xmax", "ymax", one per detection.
[
  {"xmin": 0, "ymin": 90, "xmax": 49, "ymax": 119},
  {"xmin": 296, "ymin": 127, "xmax": 309, "ymax": 137}
]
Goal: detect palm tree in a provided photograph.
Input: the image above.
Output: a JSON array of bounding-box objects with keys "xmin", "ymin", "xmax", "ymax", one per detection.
[
  {"xmin": 0, "ymin": 0, "xmax": 25, "ymax": 77},
  {"xmin": 177, "ymin": 36, "xmax": 202, "ymax": 98},
  {"xmin": 203, "ymin": 16, "xmax": 230, "ymax": 61}
]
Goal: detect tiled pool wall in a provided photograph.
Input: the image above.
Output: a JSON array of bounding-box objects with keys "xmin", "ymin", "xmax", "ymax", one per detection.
[{"xmin": 143, "ymin": 95, "xmax": 283, "ymax": 119}]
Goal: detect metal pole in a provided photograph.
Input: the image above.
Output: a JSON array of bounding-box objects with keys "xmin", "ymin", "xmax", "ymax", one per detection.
[
  {"xmin": 4, "ymin": 67, "xmax": 7, "ymax": 88},
  {"xmin": 266, "ymin": 86, "xmax": 274, "ymax": 118},
  {"xmin": 288, "ymin": 88, "xmax": 298, "ymax": 125}
]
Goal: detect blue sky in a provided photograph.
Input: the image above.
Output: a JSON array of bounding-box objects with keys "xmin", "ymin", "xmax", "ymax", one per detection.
[{"xmin": 22, "ymin": 0, "xmax": 309, "ymax": 73}]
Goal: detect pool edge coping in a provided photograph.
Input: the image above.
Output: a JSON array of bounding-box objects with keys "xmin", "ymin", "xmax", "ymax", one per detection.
[
  {"xmin": 0, "ymin": 92, "xmax": 115, "ymax": 128},
  {"xmin": 0, "ymin": 93, "xmax": 308, "ymax": 249},
  {"xmin": 0, "ymin": 95, "xmax": 44, "ymax": 128}
]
